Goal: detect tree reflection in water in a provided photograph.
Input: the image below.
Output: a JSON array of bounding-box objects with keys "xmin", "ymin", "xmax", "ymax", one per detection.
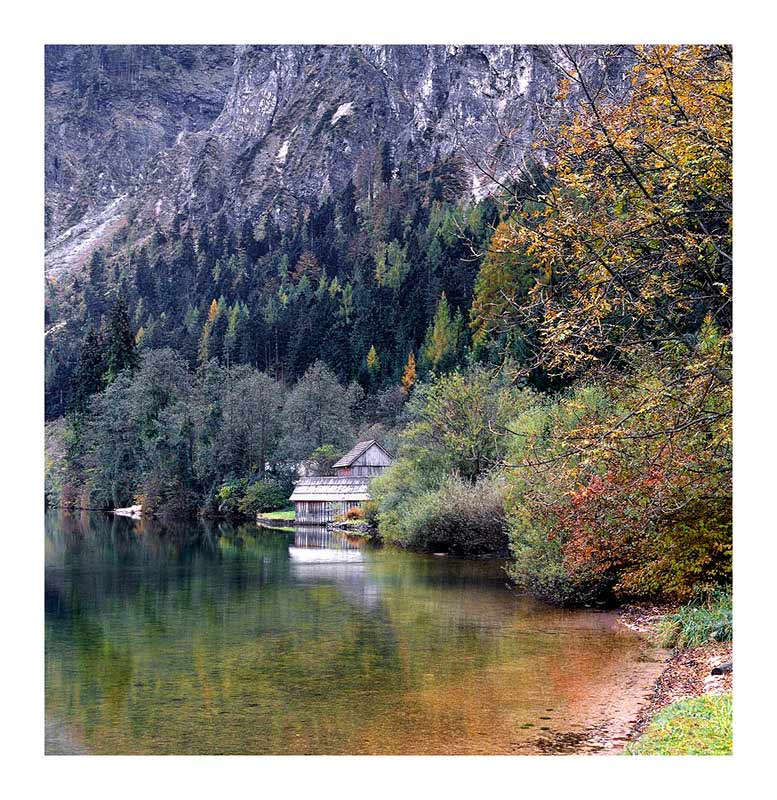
[{"xmin": 45, "ymin": 511, "xmax": 660, "ymax": 754}]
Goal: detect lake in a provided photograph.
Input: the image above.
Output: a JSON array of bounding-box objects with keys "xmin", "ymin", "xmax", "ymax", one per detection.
[{"xmin": 45, "ymin": 511, "xmax": 663, "ymax": 755}]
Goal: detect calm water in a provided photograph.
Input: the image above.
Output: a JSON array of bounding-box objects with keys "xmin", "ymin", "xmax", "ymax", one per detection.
[{"xmin": 45, "ymin": 511, "xmax": 661, "ymax": 755}]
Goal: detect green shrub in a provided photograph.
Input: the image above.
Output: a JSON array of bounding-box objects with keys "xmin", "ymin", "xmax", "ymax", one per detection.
[
  {"xmin": 216, "ymin": 479, "xmax": 246, "ymax": 516},
  {"xmin": 625, "ymin": 694, "xmax": 732, "ymax": 755},
  {"xmin": 217, "ymin": 478, "xmax": 288, "ymax": 517},
  {"xmin": 362, "ymin": 499, "xmax": 379, "ymax": 526},
  {"xmin": 237, "ymin": 479, "xmax": 289, "ymax": 515},
  {"xmin": 657, "ymin": 589, "xmax": 732, "ymax": 649},
  {"xmin": 380, "ymin": 477, "xmax": 508, "ymax": 556},
  {"xmin": 507, "ymin": 515, "xmax": 592, "ymax": 606}
]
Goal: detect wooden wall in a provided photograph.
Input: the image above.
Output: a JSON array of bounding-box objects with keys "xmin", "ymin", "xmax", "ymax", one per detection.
[
  {"xmin": 334, "ymin": 443, "xmax": 392, "ymax": 477},
  {"xmin": 294, "ymin": 500, "xmax": 363, "ymax": 524}
]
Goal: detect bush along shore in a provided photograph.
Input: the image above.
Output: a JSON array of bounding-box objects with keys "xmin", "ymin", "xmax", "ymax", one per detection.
[{"xmin": 620, "ymin": 592, "xmax": 733, "ymax": 755}]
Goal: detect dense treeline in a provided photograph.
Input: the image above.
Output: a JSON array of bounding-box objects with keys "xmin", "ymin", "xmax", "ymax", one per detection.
[
  {"xmin": 46, "ymin": 351, "xmax": 407, "ymax": 516},
  {"xmin": 45, "ymin": 158, "xmax": 499, "ymax": 419},
  {"xmin": 46, "ymin": 45, "xmax": 732, "ymax": 607}
]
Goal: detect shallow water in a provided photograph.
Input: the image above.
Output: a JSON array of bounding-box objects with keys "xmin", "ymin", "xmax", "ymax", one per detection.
[{"xmin": 45, "ymin": 511, "xmax": 661, "ymax": 755}]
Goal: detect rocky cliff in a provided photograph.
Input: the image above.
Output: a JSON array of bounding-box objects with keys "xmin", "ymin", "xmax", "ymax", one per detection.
[{"xmin": 45, "ymin": 44, "xmax": 630, "ymax": 275}]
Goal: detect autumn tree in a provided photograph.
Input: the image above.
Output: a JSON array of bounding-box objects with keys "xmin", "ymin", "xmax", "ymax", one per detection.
[
  {"xmin": 470, "ymin": 220, "xmax": 538, "ymax": 370},
  {"xmin": 474, "ymin": 45, "xmax": 732, "ymax": 378},
  {"xmin": 421, "ymin": 292, "xmax": 463, "ymax": 373},
  {"xmin": 479, "ymin": 45, "xmax": 733, "ymax": 603},
  {"xmin": 401, "ymin": 351, "xmax": 416, "ymax": 395},
  {"xmin": 366, "ymin": 344, "xmax": 380, "ymax": 380},
  {"xmin": 198, "ymin": 298, "xmax": 220, "ymax": 366}
]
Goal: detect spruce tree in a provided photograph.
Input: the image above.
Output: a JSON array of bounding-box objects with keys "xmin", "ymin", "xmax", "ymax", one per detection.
[
  {"xmin": 71, "ymin": 327, "xmax": 106, "ymax": 412},
  {"xmin": 104, "ymin": 297, "xmax": 139, "ymax": 384}
]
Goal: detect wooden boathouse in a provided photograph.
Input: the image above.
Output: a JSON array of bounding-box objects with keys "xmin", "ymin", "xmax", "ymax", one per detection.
[{"xmin": 290, "ymin": 440, "xmax": 393, "ymax": 524}]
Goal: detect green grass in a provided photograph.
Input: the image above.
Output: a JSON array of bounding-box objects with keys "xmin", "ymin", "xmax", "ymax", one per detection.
[
  {"xmin": 657, "ymin": 589, "xmax": 732, "ymax": 649},
  {"xmin": 256, "ymin": 508, "xmax": 295, "ymax": 521},
  {"xmin": 625, "ymin": 694, "xmax": 732, "ymax": 755}
]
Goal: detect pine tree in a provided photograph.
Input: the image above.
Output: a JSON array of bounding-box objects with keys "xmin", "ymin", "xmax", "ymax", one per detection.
[
  {"xmin": 338, "ymin": 179, "xmax": 358, "ymax": 232},
  {"xmin": 380, "ymin": 141, "xmax": 394, "ymax": 186},
  {"xmin": 84, "ymin": 249, "xmax": 108, "ymax": 323},
  {"xmin": 133, "ymin": 246, "xmax": 157, "ymax": 314},
  {"xmin": 223, "ymin": 301, "xmax": 249, "ymax": 366},
  {"xmin": 71, "ymin": 327, "xmax": 105, "ymax": 412}
]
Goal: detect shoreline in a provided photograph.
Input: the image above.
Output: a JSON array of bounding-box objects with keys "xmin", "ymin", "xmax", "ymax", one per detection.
[{"xmin": 616, "ymin": 604, "xmax": 733, "ymax": 753}]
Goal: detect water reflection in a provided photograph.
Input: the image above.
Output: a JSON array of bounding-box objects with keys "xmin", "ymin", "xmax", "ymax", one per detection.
[
  {"xmin": 285, "ymin": 526, "xmax": 380, "ymax": 611},
  {"xmin": 45, "ymin": 511, "xmax": 660, "ymax": 755}
]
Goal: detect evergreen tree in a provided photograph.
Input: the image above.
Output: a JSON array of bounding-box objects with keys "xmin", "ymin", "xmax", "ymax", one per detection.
[
  {"xmin": 104, "ymin": 297, "xmax": 139, "ymax": 384},
  {"xmin": 338, "ymin": 179, "xmax": 359, "ymax": 232},
  {"xmin": 84, "ymin": 249, "xmax": 108, "ymax": 323},
  {"xmin": 380, "ymin": 141, "xmax": 394, "ymax": 186},
  {"xmin": 71, "ymin": 327, "xmax": 105, "ymax": 412}
]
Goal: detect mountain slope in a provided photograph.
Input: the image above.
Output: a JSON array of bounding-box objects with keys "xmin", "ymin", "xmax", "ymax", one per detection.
[{"xmin": 45, "ymin": 44, "xmax": 631, "ymax": 276}]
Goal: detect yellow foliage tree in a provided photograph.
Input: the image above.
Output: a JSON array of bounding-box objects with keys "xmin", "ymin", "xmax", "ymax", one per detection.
[
  {"xmin": 498, "ymin": 45, "xmax": 732, "ymax": 377},
  {"xmin": 198, "ymin": 298, "xmax": 221, "ymax": 365},
  {"xmin": 477, "ymin": 46, "xmax": 732, "ymax": 602},
  {"xmin": 366, "ymin": 344, "xmax": 380, "ymax": 377},
  {"xmin": 206, "ymin": 298, "xmax": 219, "ymax": 324},
  {"xmin": 401, "ymin": 351, "xmax": 416, "ymax": 394}
]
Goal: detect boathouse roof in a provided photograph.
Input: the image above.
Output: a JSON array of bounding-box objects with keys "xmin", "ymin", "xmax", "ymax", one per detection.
[
  {"xmin": 289, "ymin": 476, "xmax": 371, "ymax": 502},
  {"xmin": 332, "ymin": 439, "xmax": 392, "ymax": 468}
]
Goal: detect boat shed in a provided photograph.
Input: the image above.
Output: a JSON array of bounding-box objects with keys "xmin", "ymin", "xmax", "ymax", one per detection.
[
  {"xmin": 289, "ymin": 476, "xmax": 372, "ymax": 524},
  {"xmin": 290, "ymin": 440, "xmax": 393, "ymax": 524}
]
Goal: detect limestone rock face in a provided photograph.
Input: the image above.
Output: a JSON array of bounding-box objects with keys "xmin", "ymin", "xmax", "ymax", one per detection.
[
  {"xmin": 45, "ymin": 45, "xmax": 235, "ymax": 243},
  {"xmin": 45, "ymin": 44, "xmax": 631, "ymax": 274}
]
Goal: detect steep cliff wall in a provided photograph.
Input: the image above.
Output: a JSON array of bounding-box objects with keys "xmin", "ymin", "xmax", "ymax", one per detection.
[
  {"xmin": 44, "ymin": 45, "xmax": 235, "ymax": 242},
  {"xmin": 44, "ymin": 44, "xmax": 630, "ymax": 275}
]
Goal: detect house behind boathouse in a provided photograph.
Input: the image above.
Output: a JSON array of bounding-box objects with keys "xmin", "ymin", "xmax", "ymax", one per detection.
[{"xmin": 290, "ymin": 440, "xmax": 393, "ymax": 524}]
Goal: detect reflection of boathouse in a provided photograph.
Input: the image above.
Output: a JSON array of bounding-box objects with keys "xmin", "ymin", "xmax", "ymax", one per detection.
[
  {"xmin": 290, "ymin": 440, "xmax": 393, "ymax": 524},
  {"xmin": 288, "ymin": 526, "xmax": 382, "ymax": 610}
]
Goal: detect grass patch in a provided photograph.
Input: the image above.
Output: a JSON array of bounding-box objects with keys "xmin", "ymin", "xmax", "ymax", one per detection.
[
  {"xmin": 625, "ymin": 694, "xmax": 732, "ymax": 755},
  {"xmin": 256, "ymin": 508, "xmax": 295, "ymax": 521},
  {"xmin": 657, "ymin": 589, "xmax": 732, "ymax": 649}
]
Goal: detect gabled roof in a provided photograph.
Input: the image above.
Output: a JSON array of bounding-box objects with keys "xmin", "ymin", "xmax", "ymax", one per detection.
[
  {"xmin": 332, "ymin": 439, "xmax": 393, "ymax": 468},
  {"xmin": 289, "ymin": 476, "xmax": 371, "ymax": 502}
]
